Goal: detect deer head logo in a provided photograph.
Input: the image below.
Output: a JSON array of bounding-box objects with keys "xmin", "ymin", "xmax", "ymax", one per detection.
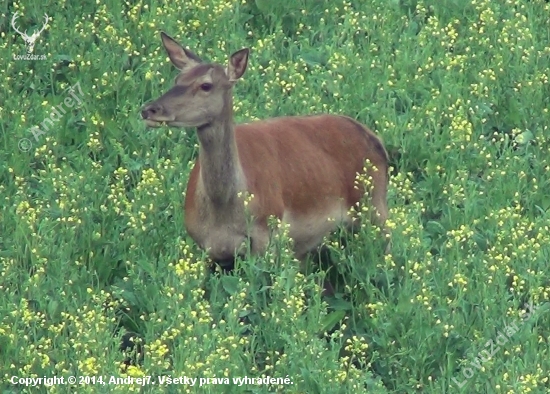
[{"xmin": 11, "ymin": 12, "xmax": 49, "ymax": 54}]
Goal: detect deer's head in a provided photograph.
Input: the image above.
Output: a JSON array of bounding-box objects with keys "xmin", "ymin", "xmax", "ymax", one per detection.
[{"xmin": 141, "ymin": 32, "xmax": 249, "ymax": 129}]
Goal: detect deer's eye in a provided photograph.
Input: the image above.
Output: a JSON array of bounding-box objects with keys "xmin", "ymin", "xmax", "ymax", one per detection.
[{"xmin": 200, "ymin": 83, "xmax": 213, "ymax": 92}]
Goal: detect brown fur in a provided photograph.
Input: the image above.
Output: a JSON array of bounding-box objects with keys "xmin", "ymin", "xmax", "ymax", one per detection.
[{"xmin": 142, "ymin": 32, "xmax": 390, "ymax": 266}]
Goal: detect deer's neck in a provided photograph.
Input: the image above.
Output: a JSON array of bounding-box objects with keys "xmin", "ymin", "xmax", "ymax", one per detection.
[{"xmin": 196, "ymin": 98, "xmax": 244, "ymax": 207}]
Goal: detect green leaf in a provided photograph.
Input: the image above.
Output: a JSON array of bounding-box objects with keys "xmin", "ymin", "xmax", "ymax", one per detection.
[
  {"xmin": 319, "ymin": 310, "xmax": 346, "ymax": 333},
  {"xmin": 514, "ymin": 130, "xmax": 534, "ymax": 145},
  {"xmin": 53, "ymin": 54, "xmax": 73, "ymax": 62},
  {"xmin": 47, "ymin": 300, "xmax": 60, "ymax": 318},
  {"xmin": 476, "ymin": 102, "xmax": 494, "ymax": 118},
  {"xmin": 424, "ymin": 220, "xmax": 446, "ymax": 236},
  {"xmin": 221, "ymin": 276, "xmax": 240, "ymax": 295},
  {"xmin": 327, "ymin": 297, "xmax": 353, "ymax": 311},
  {"xmin": 300, "ymin": 49, "xmax": 329, "ymax": 67},
  {"xmin": 254, "ymin": 0, "xmax": 272, "ymax": 14}
]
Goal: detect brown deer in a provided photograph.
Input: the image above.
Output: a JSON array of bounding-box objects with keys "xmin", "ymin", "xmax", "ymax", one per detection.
[{"xmin": 141, "ymin": 32, "xmax": 390, "ymax": 275}]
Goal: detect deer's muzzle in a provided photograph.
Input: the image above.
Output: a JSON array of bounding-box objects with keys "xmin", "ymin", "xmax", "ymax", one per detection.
[{"xmin": 141, "ymin": 103, "xmax": 175, "ymax": 127}]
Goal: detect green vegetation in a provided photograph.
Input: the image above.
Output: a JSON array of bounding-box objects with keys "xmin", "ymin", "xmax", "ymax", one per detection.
[{"xmin": 1, "ymin": 0, "xmax": 549, "ymax": 392}]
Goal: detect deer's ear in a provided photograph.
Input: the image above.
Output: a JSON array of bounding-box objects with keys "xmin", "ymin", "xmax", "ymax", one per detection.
[
  {"xmin": 226, "ymin": 48, "xmax": 249, "ymax": 82},
  {"xmin": 160, "ymin": 32, "xmax": 202, "ymax": 71}
]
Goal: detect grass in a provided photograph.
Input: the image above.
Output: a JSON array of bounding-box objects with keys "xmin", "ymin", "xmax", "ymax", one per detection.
[{"xmin": 1, "ymin": 0, "xmax": 550, "ymax": 392}]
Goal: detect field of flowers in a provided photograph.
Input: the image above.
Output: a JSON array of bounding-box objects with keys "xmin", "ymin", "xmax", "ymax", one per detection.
[{"xmin": 1, "ymin": 0, "xmax": 550, "ymax": 392}]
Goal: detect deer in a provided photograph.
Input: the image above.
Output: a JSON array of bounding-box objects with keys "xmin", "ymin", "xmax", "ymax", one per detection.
[
  {"xmin": 141, "ymin": 32, "xmax": 390, "ymax": 290},
  {"xmin": 11, "ymin": 12, "xmax": 49, "ymax": 54}
]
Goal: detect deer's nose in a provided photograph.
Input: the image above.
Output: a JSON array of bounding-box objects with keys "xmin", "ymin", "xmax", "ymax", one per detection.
[{"xmin": 141, "ymin": 104, "xmax": 162, "ymax": 119}]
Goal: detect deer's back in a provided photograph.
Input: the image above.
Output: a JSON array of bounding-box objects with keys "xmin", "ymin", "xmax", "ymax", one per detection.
[{"xmin": 234, "ymin": 114, "xmax": 386, "ymax": 214}]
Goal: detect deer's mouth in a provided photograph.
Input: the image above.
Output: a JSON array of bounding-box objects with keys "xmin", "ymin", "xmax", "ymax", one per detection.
[
  {"xmin": 141, "ymin": 106, "xmax": 176, "ymax": 127},
  {"xmin": 142, "ymin": 116, "xmax": 179, "ymax": 128},
  {"xmin": 143, "ymin": 119, "xmax": 165, "ymax": 128},
  {"xmin": 143, "ymin": 119, "xmax": 192, "ymax": 129},
  {"xmin": 143, "ymin": 119, "xmax": 178, "ymax": 128}
]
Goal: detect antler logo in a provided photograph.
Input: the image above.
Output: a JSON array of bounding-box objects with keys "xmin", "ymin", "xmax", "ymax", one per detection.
[{"xmin": 12, "ymin": 11, "xmax": 49, "ymax": 54}]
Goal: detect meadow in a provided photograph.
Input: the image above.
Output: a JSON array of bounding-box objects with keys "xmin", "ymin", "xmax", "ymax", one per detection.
[{"xmin": 1, "ymin": 0, "xmax": 550, "ymax": 392}]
